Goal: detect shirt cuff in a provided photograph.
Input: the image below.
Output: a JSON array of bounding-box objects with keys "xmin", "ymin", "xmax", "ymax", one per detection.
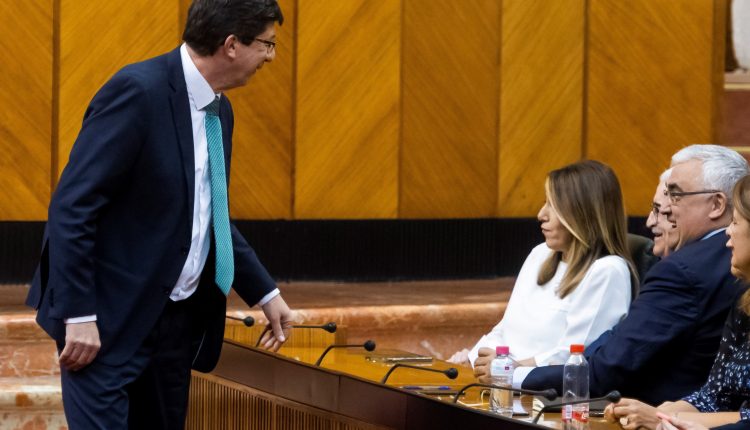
[
  {"xmin": 512, "ymin": 366, "xmax": 535, "ymax": 390},
  {"xmin": 64, "ymin": 314, "xmax": 97, "ymax": 324},
  {"xmin": 257, "ymin": 288, "xmax": 281, "ymax": 306}
]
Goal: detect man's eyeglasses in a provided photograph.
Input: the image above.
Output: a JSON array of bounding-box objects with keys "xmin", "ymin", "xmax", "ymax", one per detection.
[
  {"xmin": 663, "ymin": 188, "xmax": 721, "ymax": 204},
  {"xmin": 650, "ymin": 203, "xmax": 661, "ymax": 218},
  {"xmin": 255, "ymin": 37, "xmax": 276, "ymax": 54}
]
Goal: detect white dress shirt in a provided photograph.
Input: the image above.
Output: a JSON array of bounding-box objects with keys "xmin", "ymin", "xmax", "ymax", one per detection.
[
  {"xmin": 65, "ymin": 44, "xmax": 279, "ymax": 323},
  {"xmin": 467, "ymin": 243, "xmax": 632, "ymax": 384},
  {"xmin": 173, "ymin": 44, "xmax": 279, "ymax": 305}
]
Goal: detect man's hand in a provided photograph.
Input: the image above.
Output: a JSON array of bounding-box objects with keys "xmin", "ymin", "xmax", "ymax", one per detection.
[
  {"xmin": 473, "ymin": 347, "xmax": 496, "ymax": 383},
  {"xmin": 59, "ymin": 321, "xmax": 101, "ymax": 371},
  {"xmin": 259, "ymin": 295, "xmax": 294, "ymax": 352}
]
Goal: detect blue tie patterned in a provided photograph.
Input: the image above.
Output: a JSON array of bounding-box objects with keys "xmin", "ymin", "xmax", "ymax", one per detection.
[{"xmin": 205, "ymin": 97, "xmax": 234, "ymax": 295}]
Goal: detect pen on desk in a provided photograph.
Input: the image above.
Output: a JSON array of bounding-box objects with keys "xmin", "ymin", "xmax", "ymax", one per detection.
[{"xmin": 402, "ymin": 385, "xmax": 452, "ymax": 390}]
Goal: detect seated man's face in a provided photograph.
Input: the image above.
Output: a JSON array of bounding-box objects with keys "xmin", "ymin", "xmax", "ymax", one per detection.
[
  {"xmin": 646, "ymin": 183, "xmax": 679, "ymax": 257},
  {"xmin": 667, "ymin": 159, "xmax": 721, "ymax": 249}
]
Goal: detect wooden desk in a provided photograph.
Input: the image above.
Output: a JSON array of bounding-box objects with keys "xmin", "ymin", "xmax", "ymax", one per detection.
[{"xmin": 187, "ymin": 340, "xmax": 619, "ymax": 430}]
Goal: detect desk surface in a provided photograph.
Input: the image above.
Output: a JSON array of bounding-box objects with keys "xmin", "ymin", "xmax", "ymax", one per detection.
[
  {"xmin": 214, "ymin": 341, "xmax": 618, "ymax": 430},
  {"xmin": 290, "ymin": 345, "xmax": 616, "ymax": 430}
]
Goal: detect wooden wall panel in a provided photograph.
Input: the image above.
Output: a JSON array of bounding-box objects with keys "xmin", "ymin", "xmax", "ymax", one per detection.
[
  {"xmin": 58, "ymin": 0, "xmax": 179, "ymax": 178},
  {"xmin": 587, "ymin": 0, "xmax": 717, "ymax": 215},
  {"xmin": 2, "ymin": 0, "xmax": 727, "ymax": 222},
  {"xmin": 226, "ymin": 0, "xmax": 294, "ymax": 219},
  {"xmin": 400, "ymin": 0, "xmax": 501, "ymax": 218},
  {"xmin": 0, "ymin": 0, "xmax": 53, "ymax": 220},
  {"xmin": 497, "ymin": 0, "xmax": 584, "ymax": 217},
  {"xmin": 295, "ymin": 0, "xmax": 400, "ymax": 219}
]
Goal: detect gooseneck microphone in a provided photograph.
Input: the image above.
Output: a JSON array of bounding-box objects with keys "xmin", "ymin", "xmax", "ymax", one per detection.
[
  {"xmin": 295, "ymin": 322, "xmax": 337, "ymax": 333},
  {"xmin": 531, "ymin": 390, "xmax": 621, "ymax": 424},
  {"xmin": 451, "ymin": 383, "xmax": 557, "ymax": 404},
  {"xmin": 255, "ymin": 322, "xmax": 338, "ymax": 347},
  {"xmin": 380, "ymin": 363, "xmax": 459, "ymax": 384},
  {"xmin": 315, "ymin": 340, "xmax": 376, "ymax": 366},
  {"xmin": 226, "ymin": 315, "xmax": 255, "ymax": 327}
]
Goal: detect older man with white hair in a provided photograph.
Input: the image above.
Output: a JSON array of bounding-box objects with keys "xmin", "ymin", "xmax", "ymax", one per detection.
[{"xmin": 518, "ymin": 145, "xmax": 749, "ymax": 406}]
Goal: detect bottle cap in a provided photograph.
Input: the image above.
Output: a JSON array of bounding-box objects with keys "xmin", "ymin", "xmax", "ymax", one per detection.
[
  {"xmin": 496, "ymin": 346, "xmax": 509, "ymax": 355},
  {"xmin": 570, "ymin": 344, "xmax": 584, "ymax": 353}
]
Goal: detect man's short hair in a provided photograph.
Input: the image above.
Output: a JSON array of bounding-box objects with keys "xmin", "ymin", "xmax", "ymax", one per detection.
[
  {"xmin": 671, "ymin": 144, "xmax": 749, "ymax": 206},
  {"xmin": 183, "ymin": 0, "xmax": 284, "ymax": 56}
]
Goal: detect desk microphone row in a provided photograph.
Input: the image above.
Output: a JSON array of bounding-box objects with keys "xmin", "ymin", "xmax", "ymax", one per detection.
[
  {"xmin": 225, "ymin": 316, "xmax": 455, "ymax": 382},
  {"xmin": 226, "ymin": 314, "xmax": 621, "ymax": 418},
  {"xmin": 224, "ymin": 315, "xmax": 337, "ymax": 345},
  {"xmin": 315, "ymin": 342, "xmax": 460, "ymax": 384},
  {"xmin": 255, "ymin": 322, "xmax": 338, "ymax": 347},
  {"xmin": 451, "ymin": 384, "xmax": 620, "ymax": 423}
]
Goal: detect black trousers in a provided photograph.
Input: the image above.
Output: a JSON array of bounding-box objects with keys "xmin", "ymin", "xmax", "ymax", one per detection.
[{"xmin": 61, "ymin": 296, "xmax": 198, "ymax": 430}]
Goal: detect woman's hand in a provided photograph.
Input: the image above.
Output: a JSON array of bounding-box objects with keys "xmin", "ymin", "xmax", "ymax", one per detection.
[
  {"xmin": 447, "ymin": 348, "xmax": 470, "ymax": 365},
  {"xmin": 473, "ymin": 347, "xmax": 496, "ymax": 383},
  {"xmin": 604, "ymin": 398, "xmax": 661, "ymax": 430},
  {"xmin": 655, "ymin": 412, "xmax": 708, "ymax": 430}
]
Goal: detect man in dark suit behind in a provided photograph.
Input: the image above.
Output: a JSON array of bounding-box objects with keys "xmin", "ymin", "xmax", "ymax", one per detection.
[
  {"xmin": 25, "ymin": 1, "xmax": 293, "ymax": 428},
  {"xmin": 516, "ymin": 145, "xmax": 749, "ymax": 405}
]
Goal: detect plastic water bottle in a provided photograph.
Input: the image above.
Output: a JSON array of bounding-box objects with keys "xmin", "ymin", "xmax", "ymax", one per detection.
[
  {"xmin": 490, "ymin": 345, "xmax": 514, "ymax": 417},
  {"xmin": 562, "ymin": 344, "xmax": 589, "ymax": 430}
]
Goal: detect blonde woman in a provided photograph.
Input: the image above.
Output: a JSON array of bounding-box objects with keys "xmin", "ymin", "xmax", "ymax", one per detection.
[{"xmin": 450, "ymin": 160, "xmax": 637, "ymax": 381}]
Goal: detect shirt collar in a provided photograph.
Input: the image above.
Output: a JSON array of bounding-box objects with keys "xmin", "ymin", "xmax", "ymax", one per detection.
[
  {"xmin": 701, "ymin": 228, "xmax": 727, "ymax": 241},
  {"xmin": 180, "ymin": 43, "xmax": 220, "ymax": 111}
]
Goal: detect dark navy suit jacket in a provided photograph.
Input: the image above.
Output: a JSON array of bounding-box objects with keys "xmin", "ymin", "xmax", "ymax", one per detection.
[
  {"xmin": 26, "ymin": 47, "xmax": 275, "ymax": 372},
  {"xmin": 523, "ymin": 232, "xmax": 743, "ymax": 405}
]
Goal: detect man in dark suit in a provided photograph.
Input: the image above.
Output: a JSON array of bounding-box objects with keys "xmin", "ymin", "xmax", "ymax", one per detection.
[
  {"xmin": 503, "ymin": 145, "xmax": 749, "ymax": 405},
  {"xmin": 25, "ymin": 1, "xmax": 292, "ymax": 428}
]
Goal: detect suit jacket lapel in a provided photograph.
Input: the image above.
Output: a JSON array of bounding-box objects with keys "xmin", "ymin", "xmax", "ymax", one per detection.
[{"xmin": 167, "ymin": 48, "xmax": 195, "ymax": 222}]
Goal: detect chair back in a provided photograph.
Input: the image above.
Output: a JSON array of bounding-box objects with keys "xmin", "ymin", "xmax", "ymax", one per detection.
[{"xmin": 627, "ymin": 233, "xmax": 659, "ymax": 295}]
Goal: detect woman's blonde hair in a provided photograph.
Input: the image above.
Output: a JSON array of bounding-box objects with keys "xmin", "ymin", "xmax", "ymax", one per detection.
[
  {"xmin": 537, "ymin": 160, "xmax": 638, "ymax": 298},
  {"xmin": 732, "ymin": 175, "xmax": 750, "ymax": 315}
]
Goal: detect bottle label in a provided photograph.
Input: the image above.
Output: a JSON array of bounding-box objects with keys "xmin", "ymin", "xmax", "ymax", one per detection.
[
  {"xmin": 572, "ymin": 408, "xmax": 589, "ymax": 423},
  {"xmin": 562, "ymin": 405, "xmax": 572, "ymax": 421}
]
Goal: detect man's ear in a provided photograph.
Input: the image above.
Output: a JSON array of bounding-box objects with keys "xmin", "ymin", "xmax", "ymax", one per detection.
[
  {"xmin": 222, "ymin": 34, "xmax": 239, "ymax": 59},
  {"xmin": 708, "ymin": 192, "xmax": 729, "ymax": 221}
]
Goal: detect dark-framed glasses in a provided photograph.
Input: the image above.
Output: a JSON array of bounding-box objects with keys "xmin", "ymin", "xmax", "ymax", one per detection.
[
  {"xmin": 650, "ymin": 203, "xmax": 661, "ymax": 218},
  {"xmin": 254, "ymin": 37, "xmax": 276, "ymax": 54},
  {"xmin": 664, "ymin": 188, "xmax": 721, "ymax": 204}
]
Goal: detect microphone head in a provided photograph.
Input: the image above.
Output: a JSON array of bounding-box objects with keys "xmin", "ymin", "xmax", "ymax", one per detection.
[
  {"xmin": 242, "ymin": 316, "xmax": 255, "ymax": 327},
  {"xmin": 444, "ymin": 368, "xmax": 459, "ymax": 379},
  {"xmin": 363, "ymin": 340, "xmax": 376, "ymax": 351},
  {"xmin": 541, "ymin": 388, "xmax": 558, "ymax": 401},
  {"xmin": 605, "ymin": 391, "xmax": 622, "ymax": 403},
  {"xmin": 323, "ymin": 322, "xmax": 337, "ymax": 333}
]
